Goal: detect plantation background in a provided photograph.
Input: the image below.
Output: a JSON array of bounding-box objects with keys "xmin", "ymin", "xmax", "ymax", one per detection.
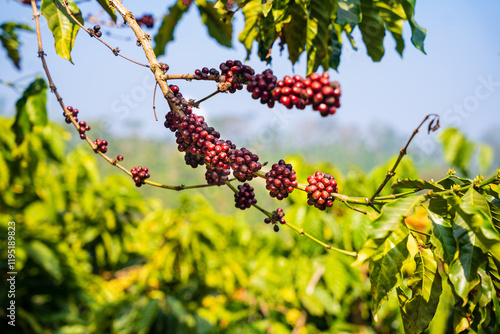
[{"xmin": 1, "ymin": 0, "xmax": 500, "ymax": 333}]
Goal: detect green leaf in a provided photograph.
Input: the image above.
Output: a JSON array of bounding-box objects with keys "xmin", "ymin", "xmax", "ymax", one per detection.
[
  {"xmin": 359, "ymin": 0, "xmax": 385, "ymax": 62},
  {"xmin": 196, "ymin": 0, "xmax": 232, "ymax": 47},
  {"xmin": 300, "ymin": 292, "xmax": 325, "ymax": 316},
  {"xmin": 271, "ymin": 0, "xmax": 291, "ymax": 25},
  {"xmin": 238, "ymin": 0, "xmax": 261, "ymax": 59},
  {"xmin": 41, "ymin": 0, "xmax": 83, "ymax": 63},
  {"xmin": 283, "ymin": 4, "xmax": 307, "ymax": 64},
  {"xmin": 96, "ymin": 0, "xmax": 117, "ymax": 22},
  {"xmin": 490, "ymin": 201, "xmax": 500, "ymax": 232},
  {"xmin": 329, "ymin": 23, "xmax": 342, "ymax": 70},
  {"xmin": 398, "ymin": 247, "xmax": 442, "ymax": 334},
  {"xmin": 478, "ymin": 267, "xmax": 493, "ymax": 308},
  {"xmin": 478, "ymin": 144, "xmax": 494, "ymax": 172},
  {"xmin": 305, "ymin": 0, "xmax": 333, "ymax": 73},
  {"xmin": 26, "ymin": 240, "xmax": 63, "ymax": 283},
  {"xmin": 448, "ymin": 213, "xmax": 488, "ymax": 304},
  {"xmin": 355, "ymin": 196, "xmax": 424, "ymax": 264},
  {"xmin": 0, "ymin": 153, "xmax": 9, "ymax": 191},
  {"xmin": 153, "ymin": 0, "xmax": 189, "ymax": 57},
  {"xmin": 336, "ymin": 0, "xmax": 361, "ymax": 25},
  {"xmin": 12, "ymin": 77, "xmax": 48, "ymax": 144},
  {"xmin": 400, "ymin": 0, "xmax": 426, "ymax": 53},
  {"xmin": 448, "ymin": 192, "xmax": 500, "ymax": 259},
  {"xmin": 439, "ymin": 128, "xmax": 475, "ymax": 176},
  {"xmin": 0, "ymin": 22, "xmax": 32, "ymax": 69},
  {"xmin": 369, "ymin": 223, "xmax": 410, "ymax": 315},
  {"xmin": 138, "ymin": 299, "xmax": 159, "ymax": 334},
  {"xmin": 392, "ymin": 177, "xmax": 445, "ymax": 191},
  {"xmin": 374, "ymin": 0, "xmax": 405, "ymax": 55},
  {"xmin": 427, "ymin": 209, "xmax": 457, "ymax": 265},
  {"xmin": 257, "ymin": 9, "xmax": 278, "ymax": 62}
]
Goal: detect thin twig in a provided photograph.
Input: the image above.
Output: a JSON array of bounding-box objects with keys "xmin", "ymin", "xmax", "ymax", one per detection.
[
  {"xmin": 61, "ymin": 0, "xmax": 148, "ymax": 68},
  {"xmin": 191, "ymin": 89, "xmax": 222, "ymax": 108},
  {"xmin": 286, "ymin": 222, "xmax": 358, "ymax": 258},
  {"xmin": 108, "ymin": 0, "xmax": 182, "ymax": 116},
  {"xmin": 368, "ymin": 114, "xmax": 440, "ymax": 206},
  {"xmin": 144, "ymin": 178, "xmax": 236, "ymax": 191},
  {"xmin": 152, "ymin": 81, "xmax": 158, "ymax": 121}
]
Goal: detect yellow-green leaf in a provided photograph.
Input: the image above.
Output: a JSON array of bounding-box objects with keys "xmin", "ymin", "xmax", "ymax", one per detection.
[{"xmin": 41, "ymin": 0, "xmax": 83, "ymax": 63}]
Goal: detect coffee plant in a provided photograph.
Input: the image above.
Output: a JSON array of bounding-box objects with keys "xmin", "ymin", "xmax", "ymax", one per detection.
[{"xmin": 0, "ymin": 1, "xmax": 499, "ymax": 333}]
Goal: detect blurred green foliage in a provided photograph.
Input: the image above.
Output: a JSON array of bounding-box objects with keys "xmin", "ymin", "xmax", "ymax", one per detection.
[
  {"xmin": 1, "ymin": 77, "xmax": 499, "ymax": 334},
  {"xmin": 0, "ymin": 78, "xmax": 412, "ymax": 334}
]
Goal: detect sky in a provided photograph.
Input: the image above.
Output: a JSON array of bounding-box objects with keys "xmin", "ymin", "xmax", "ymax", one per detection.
[{"xmin": 0, "ymin": 0, "xmax": 499, "ymax": 165}]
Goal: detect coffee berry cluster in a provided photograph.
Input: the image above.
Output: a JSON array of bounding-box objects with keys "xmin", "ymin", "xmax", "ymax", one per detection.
[
  {"xmin": 265, "ymin": 160, "xmax": 298, "ymax": 200},
  {"xmin": 306, "ymin": 171, "xmax": 338, "ymax": 210},
  {"xmin": 65, "ymin": 105, "xmax": 78, "ymax": 121},
  {"xmin": 264, "ymin": 208, "xmax": 286, "ymax": 232},
  {"xmin": 93, "ymin": 138, "xmax": 108, "ymax": 153},
  {"xmin": 272, "ymin": 72, "xmax": 341, "ymax": 117},
  {"xmin": 247, "ymin": 68, "xmax": 278, "ymax": 108},
  {"xmin": 131, "ymin": 166, "xmax": 150, "ymax": 187},
  {"xmin": 229, "ymin": 148, "xmax": 262, "ymax": 182},
  {"xmin": 234, "ymin": 183, "xmax": 257, "ymax": 210},
  {"xmin": 92, "ymin": 25, "xmax": 102, "ymax": 38}
]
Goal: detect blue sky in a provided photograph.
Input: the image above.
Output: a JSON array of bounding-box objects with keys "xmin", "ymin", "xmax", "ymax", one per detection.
[{"xmin": 0, "ymin": 0, "xmax": 499, "ymax": 154}]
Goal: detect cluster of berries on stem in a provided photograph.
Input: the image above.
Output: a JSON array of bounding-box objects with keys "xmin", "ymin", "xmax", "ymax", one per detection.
[
  {"xmin": 218, "ymin": 60, "xmax": 255, "ymax": 93},
  {"xmin": 234, "ymin": 183, "xmax": 257, "ymax": 210},
  {"xmin": 229, "ymin": 148, "xmax": 262, "ymax": 182},
  {"xmin": 131, "ymin": 166, "xmax": 150, "ymax": 187},
  {"xmin": 77, "ymin": 121, "xmax": 91, "ymax": 139},
  {"xmin": 247, "ymin": 69, "xmax": 278, "ymax": 108},
  {"xmin": 265, "ymin": 160, "xmax": 298, "ymax": 200},
  {"xmin": 272, "ymin": 72, "xmax": 341, "ymax": 116},
  {"xmin": 194, "ymin": 66, "xmax": 220, "ymax": 81},
  {"xmin": 93, "ymin": 138, "xmax": 108, "ymax": 153},
  {"xmin": 92, "ymin": 25, "xmax": 102, "ymax": 38},
  {"xmin": 65, "ymin": 105, "xmax": 79, "ymax": 123},
  {"xmin": 306, "ymin": 171, "xmax": 338, "ymax": 210},
  {"xmin": 264, "ymin": 208, "xmax": 286, "ymax": 232}
]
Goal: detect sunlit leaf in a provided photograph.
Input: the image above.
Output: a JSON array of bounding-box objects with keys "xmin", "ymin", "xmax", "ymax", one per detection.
[
  {"xmin": 369, "ymin": 223, "xmax": 410, "ymax": 315},
  {"xmin": 96, "ymin": 0, "xmax": 117, "ymax": 22},
  {"xmin": 305, "ymin": 0, "xmax": 333, "ymax": 73},
  {"xmin": 400, "ymin": 0, "xmax": 426, "ymax": 53},
  {"xmin": 355, "ymin": 196, "xmax": 424, "ymax": 264},
  {"xmin": 392, "ymin": 177, "xmax": 444, "ymax": 191},
  {"xmin": 238, "ymin": 0, "xmax": 261, "ymax": 58},
  {"xmin": 427, "ymin": 209, "xmax": 457, "ymax": 265},
  {"xmin": 196, "ymin": 0, "xmax": 232, "ymax": 47},
  {"xmin": 336, "ymin": 0, "xmax": 361, "ymax": 25},
  {"xmin": 283, "ymin": 4, "xmax": 307, "ymax": 64},
  {"xmin": 153, "ymin": 0, "xmax": 190, "ymax": 57},
  {"xmin": 41, "ymin": 0, "xmax": 83, "ymax": 63},
  {"xmin": 448, "ymin": 191, "xmax": 500, "ymax": 259},
  {"xmin": 448, "ymin": 214, "xmax": 487, "ymax": 304},
  {"xmin": 398, "ymin": 247, "xmax": 442, "ymax": 333},
  {"xmin": 374, "ymin": 0, "xmax": 405, "ymax": 55}
]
